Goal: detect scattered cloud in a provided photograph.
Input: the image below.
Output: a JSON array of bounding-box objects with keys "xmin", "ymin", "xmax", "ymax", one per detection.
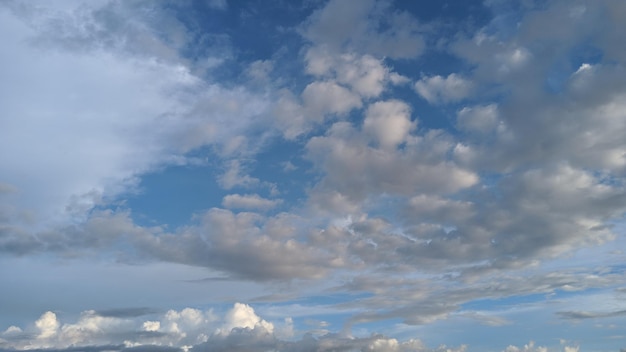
[
  {"xmin": 222, "ymin": 194, "xmax": 281, "ymax": 211},
  {"xmin": 2, "ymin": 0, "xmax": 626, "ymax": 351},
  {"xmin": 414, "ymin": 74, "xmax": 474, "ymax": 104}
]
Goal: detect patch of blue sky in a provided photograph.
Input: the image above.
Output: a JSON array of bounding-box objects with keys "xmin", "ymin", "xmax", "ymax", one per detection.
[
  {"xmin": 397, "ymin": 0, "xmax": 491, "ymax": 26},
  {"xmin": 124, "ymin": 161, "xmax": 224, "ymax": 229},
  {"xmin": 296, "ymin": 292, "xmax": 373, "ymax": 307},
  {"xmin": 350, "ymin": 317, "xmax": 406, "ymax": 337},
  {"xmin": 168, "ymin": 0, "xmax": 311, "ymax": 86},
  {"xmin": 461, "ymin": 286, "xmax": 610, "ymax": 314},
  {"xmin": 544, "ymin": 44, "xmax": 604, "ymax": 94},
  {"xmin": 247, "ymin": 137, "xmax": 313, "ymax": 207},
  {"xmin": 254, "ymin": 297, "xmax": 371, "ymax": 336}
]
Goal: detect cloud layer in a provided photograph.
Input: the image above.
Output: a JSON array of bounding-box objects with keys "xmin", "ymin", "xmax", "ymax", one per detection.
[{"xmin": 1, "ymin": 0, "xmax": 626, "ymax": 351}]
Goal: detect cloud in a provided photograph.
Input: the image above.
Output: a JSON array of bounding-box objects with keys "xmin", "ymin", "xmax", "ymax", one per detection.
[
  {"xmin": 220, "ymin": 303, "xmax": 274, "ymax": 334},
  {"xmin": 306, "ymin": 120, "xmax": 478, "ymax": 211},
  {"xmin": 302, "ymin": 0, "xmax": 424, "ymax": 58},
  {"xmin": 3, "ymin": 1, "xmax": 626, "ymax": 350},
  {"xmin": 556, "ymin": 309, "xmax": 626, "ymax": 320},
  {"xmin": 304, "ymin": 49, "xmax": 397, "ymax": 98},
  {"xmin": 222, "ymin": 194, "xmax": 281, "ymax": 211},
  {"xmin": 301, "ymin": 80, "xmax": 363, "ymax": 118},
  {"xmin": 95, "ymin": 308, "xmax": 159, "ymax": 319},
  {"xmin": 363, "ymin": 100, "xmax": 415, "ymax": 149},
  {"xmin": 414, "ymin": 74, "xmax": 474, "ymax": 104},
  {"xmin": 456, "ymin": 104, "xmax": 500, "ymax": 134},
  {"xmin": 35, "ymin": 312, "xmax": 59, "ymax": 340},
  {"xmin": 217, "ymin": 161, "xmax": 261, "ymax": 190},
  {"xmin": 0, "ymin": 1, "xmax": 270, "ymax": 234},
  {"xmin": 0, "ymin": 304, "xmax": 470, "ymax": 352},
  {"xmin": 502, "ymin": 342, "xmax": 548, "ymax": 352}
]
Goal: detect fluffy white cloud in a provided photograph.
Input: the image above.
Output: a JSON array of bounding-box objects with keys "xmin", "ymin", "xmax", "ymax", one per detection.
[
  {"xmin": 301, "ymin": 80, "xmax": 363, "ymax": 118},
  {"xmin": 307, "ymin": 120, "xmax": 478, "ymax": 210},
  {"xmin": 457, "ymin": 104, "xmax": 499, "ymax": 134},
  {"xmin": 302, "ymin": 0, "xmax": 424, "ymax": 58},
  {"xmin": 0, "ymin": 305, "xmax": 471, "ymax": 352},
  {"xmin": 221, "ymin": 303, "xmax": 274, "ymax": 334},
  {"xmin": 414, "ymin": 74, "xmax": 474, "ymax": 104},
  {"xmin": 363, "ymin": 100, "xmax": 415, "ymax": 149},
  {"xmin": 222, "ymin": 194, "xmax": 281, "ymax": 211},
  {"xmin": 305, "ymin": 49, "xmax": 395, "ymax": 98},
  {"xmin": 36, "ymin": 311, "xmax": 60, "ymax": 340}
]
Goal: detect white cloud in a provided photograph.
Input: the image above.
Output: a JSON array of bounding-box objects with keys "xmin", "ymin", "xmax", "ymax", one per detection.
[
  {"xmin": 302, "ymin": 0, "xmax": 424, "ymax": 58},
  {"xmin": 221, "ymin": 303, "xmax": 274, "ymax": 334},
  {"xmin": 307, "ymin": 120, "xmax": 479, "ymax": 208},
  {"xmin": 207, "ymin": 0, "xmax": 227, "ymax": 10},
  {"xmin": 414, "ymin": 74, "xmax": 474, "ymax": 104},
  {"xmin": 142, "ymin": 321, "xmax": 160, "ymax": 332},
  {"xmin": 301, "ymin": 80, "xmax": 363, "ymax": 118},
  {"xmin": 0, "ymin": 305, "xmax": 472, "ymax": 352},
  {"xmin": 0, "ymin": 2, "xmax": 270, "ymax": 233},
  {"xmin": 305, "ymin": 49, "xmax": 393, "ymax": 98},
  {"xmin": 222, "ymin": 194, "xmax": 281, "ymax": 211},
  {"xmin": 457, "ymin": 104, "xmax": 499, "ymax": 134},
  {"xmin": 503, "ymin": 341, "xmax": 549, "ymax": 352},
  {"xmin": 363, "ymin": 100, "xmax": 415, "ymax": 149},
  {"xmin": 35, "ymin": 311, "xmax": 59, "ymax": 340},
  {"xmin": 218, "ymin": 160, "xmax": 261, "ymax": 190}
]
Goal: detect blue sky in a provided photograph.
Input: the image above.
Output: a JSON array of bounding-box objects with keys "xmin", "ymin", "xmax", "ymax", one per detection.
[{"xmin": 1, "ymin": 0, "xmax": 626, "ymax": 351}]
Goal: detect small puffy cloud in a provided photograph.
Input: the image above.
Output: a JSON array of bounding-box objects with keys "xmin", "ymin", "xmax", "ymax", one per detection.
[
  {"xmin": 304, "ymin": 48, "xmax": 401, "ymax": 99},
  {"xmin": 502, "ymin": 341, "xmax": 548, "ymax": 352},
  {"xmin": 222, "ymin": 194, "xmax": 281, "ymax": 211},
  {"xmin": 457, "ymin": 104, "xmax": 499, "ymax": 134},
  {"xmin": 206, "ymin": 0, "xmax": 227, "ymax": 10},
  {"xmin": 245, "ymin": 59, "xmax": 273, "ymax": 83},
  {"xmin": 221, "ymin": 303, "xmax": 274, "ymax": 334},
  {"xmin": 302, "ymin": 0, "xmax": 424, "ymax": 58},
  {"xmin": 301, "ymin": 80, "xmax": 362, "ymax": 118},
  {"xmin": 363, "ymin": 100, "xmax": 414, "ymax": 149},
  {"xmin": 272, "ymin": 90, "xmax": 309, "ymax": 140},
  {"xmin": 415, "ymin": 74, "xmax": 474, "ymax": 104},
  {"xmin": 406, "ymin": 194, "xmax": 474, "ymax": 224},
  {"xmin": 305, "ymin": 50, "xmax": 390, "ymax": 98},
  {"xmin": 142, "ymin": 321, "xmax": 160, "ymax": 332},
  {"xmin": 36, "ymin": 311, "xmax": 60, "ymax": 340},
  {"xmin": 217, "ymin": 160, "xmax": 260, "ymax": 190}
]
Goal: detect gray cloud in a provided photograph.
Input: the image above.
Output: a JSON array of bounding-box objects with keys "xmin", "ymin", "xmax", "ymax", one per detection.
[
  {"xmin": 2, "ymin": 1, "xmax": 626, "ymax": 348},
  {"xmin": 94, "ymin": 308, "xmax": 159, "ymax": 319},
  {"xmin": 301, "ymin": 0, "xmax": 425, "ymax": 59},
  {"xmin": 557, "ymin": 309, "xmax": 626, "ymax": 320}
]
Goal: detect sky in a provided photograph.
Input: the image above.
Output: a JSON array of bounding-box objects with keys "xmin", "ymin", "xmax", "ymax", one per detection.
[{"xmin": 1, "ymin": 0, "xmax": 626, "ymax": 351}]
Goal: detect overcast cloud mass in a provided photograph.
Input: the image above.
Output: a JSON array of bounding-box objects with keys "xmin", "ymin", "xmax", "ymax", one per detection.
[{"xmin": 1, "ymin": 0, "xmax": 626, "ymax": 351}]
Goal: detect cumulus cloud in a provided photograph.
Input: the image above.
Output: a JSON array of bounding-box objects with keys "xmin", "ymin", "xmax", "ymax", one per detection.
[
  {"xmin": 363, "ymin": 100, "xmax": 415, "ymax": 149},
  {"xmin": 306, "ymin": 120, "xmax": 478, "ymax": 211},
  {"xmin": 220, "ymin": 303, "xmax": 274, "ymax": 334},
  {"xmin": 301, "ymin": 80, "xmax": 363, "ymax": 118},
  {"xmin": 456, "ymin": 104, "xmax": 500, "ymax": 134},
  {"xmin": 0, "ymin": 305, "xmax": 469, "ymax": 352},
  {"xmin": 302, "ymin": 0, "xmax": 424, "ymax": 58},
  {"xmin": 222, "ymin": 194, "xmax": 281, "ymax": 211},
  {"xmin": 414, "ymin": 74, "xmax": 474, "ymax": 104},
  {"xmin": 304, "ymin": 49, "xmax": 397, "ymax": 98}
]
